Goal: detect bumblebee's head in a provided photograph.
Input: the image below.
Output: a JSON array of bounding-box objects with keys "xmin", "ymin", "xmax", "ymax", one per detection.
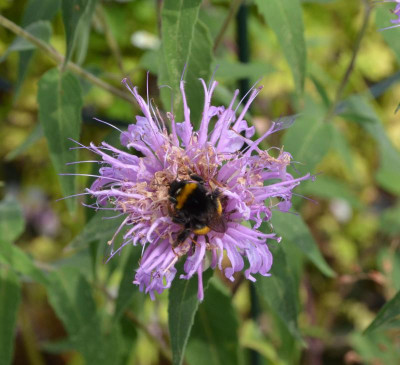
[{"xmin": 168, "ymin": 179, "xmax": 187, "ymax": 199}]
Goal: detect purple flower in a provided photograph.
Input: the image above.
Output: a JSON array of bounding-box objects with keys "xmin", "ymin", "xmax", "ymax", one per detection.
[{"xmin": 81, "ymin": 78, "xmax": 311, "ymax": 300}]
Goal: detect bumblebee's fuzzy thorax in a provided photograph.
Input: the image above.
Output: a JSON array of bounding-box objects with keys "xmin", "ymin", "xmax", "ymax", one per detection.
[{"xmin": 168, "ymin": 175, "xmax": 226, "ymax": 250}]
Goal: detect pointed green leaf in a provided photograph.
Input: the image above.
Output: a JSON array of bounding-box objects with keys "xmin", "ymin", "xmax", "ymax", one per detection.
[
  {"xmin": 380, "ymin": 202, "xmax": 400, "ymax": 237},
  {"xmin": 255, "ymin": 0, "xmax": 306, "ymax": 94},
  {"xmin": 61, "ymin": 0, "xmax": 91, "ymax": 66},
  {"xmin": 282, "ymin": 98, "xmax": 332, "ymax": 175},
  {"xmin": 255, "ymin": 245, "xmax": 302, "ymax": 341},
  {"xmin": 67, "ymin": 210, "xmax": 125, "ymax": 250},
  {"xmin": 271, "ymin": 211, "xmax": 335, "ymax": 277},
  {"xmin": 73, "ymin": 0, "xmax": 98, "ymax": 65},
  {"xmin": 0, "ymin": 196, "xmax": 47, "ymax": 285},
  {"xmin": 0, "ymin": 195, "xmax": 24, "ymax": 244},
  {"xmin": 21, "ymin": 0, "xmax": 61, "ymax": 27},
  {"xmin": 376, "ymin": 4, "xmax": 400, "ymax": 64},
  {"xmin": 0, "ymin": 267, "xmax": 21, "ymax": 365},
  {"xmin": 38, "ymin": 68, "xmax": 83, "ymax": 212},
  {"xmin": 340, "ymin": 95, "xmax": 400, "ymax": 195},
  {"xmin": 331, "ymin": 123, "xmax": 354, "ymax": 171},
  {"xmin": 159, "ymin": 0, "xmax": 213, "ymax": 125},
  {"xmin": 0, "ymin": 21, "xmax": 52, "ymax": 62},
  {"xmin": 46, "ymin": 267, "xmax": 116, "ymax": 364},
  {"xmin": 114, "ymin": 247, "xmax": 143, "ymax": 320},
  {"xmin": 186, "ymin": 281, "xmax": 241, "ymax": 365},
  {"xmin": 301, "ymin": 176, "xmax": 363, "ymax": 209},
  {"xmin": 364, "ymin": 290, "xmax": 400, "ymax": 334},
  {"xmin": 14, "ymin": 0, "xmax": 60, "ymax": 99},
  {"xmin": 212, "ymin": 59, "xmax": 275, "ymax": 81},
  {"xmin": 0, "ymin": 245, "xmax": 48, "ymax": 286},
  {"xmin": 169, "ymin": 265, "xmax": 213, "ymax": 365}
]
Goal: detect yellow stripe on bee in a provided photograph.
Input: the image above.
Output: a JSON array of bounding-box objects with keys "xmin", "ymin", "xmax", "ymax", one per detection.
[
  {"xmin": 193, "ymin": 226, "xmax": 211, "ymax": 235},
  {"xmin": 216, "ymin": 198, "xmax": 222, "ymax": 215},
  {"xmin": 176, "ymin": 183, "xmax": 197, "ymax": 209}
]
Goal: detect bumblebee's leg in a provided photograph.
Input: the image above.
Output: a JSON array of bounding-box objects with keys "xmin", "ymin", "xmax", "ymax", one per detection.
[
  {"xmin": 187, "ymin": 234, "xmax": 199, "ymax": 256},
  {"xmin": 172, "ymin": 229, "xmax": 191, "ymax": 256},
  {"xmin": 190, "ymin": 234, "xmax": 199, "ymax": 247},
  {"xmin": 204, "ymin": 234, "xmax": 210, "ymax": 249},
  {"xmin": 172, "ymin": 215, "xmax": 187, "ymax": 225}
]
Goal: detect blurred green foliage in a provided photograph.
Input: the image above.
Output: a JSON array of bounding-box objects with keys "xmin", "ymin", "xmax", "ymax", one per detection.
[{"xmin": 1, "ymin": 0, "xmax": 400, "ymax": 364}]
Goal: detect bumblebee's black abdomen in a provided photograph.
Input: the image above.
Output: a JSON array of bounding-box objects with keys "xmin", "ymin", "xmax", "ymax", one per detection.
[
  {"xmin": 180, "ymin": 185, "xmax": 209, "ymax": 213},
  {"xmin": 169, "ymin": 178, "xmax": 225, "ymax": 245},
  {"xmin": 173, "ymin": 182, "xmax": 211, "ymax": 213}
]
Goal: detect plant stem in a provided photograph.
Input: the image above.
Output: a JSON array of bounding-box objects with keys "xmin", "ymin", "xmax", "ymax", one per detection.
[
  {"xmin": 125, "ymin": 310, "xmax": 172, "ymax": 362},
  {"xmin": 325, "ymin": 0, "xmax": 372, "ymax": 122},
  {"xmin": 96, "ymin": 5, "xmax": 126, "ymax": 75},
  {"xmin": 0, "ymin": 14, "xmax": 132, "ymax": 103},
  {"xmin": 213, "ymin": 0, "xmax": 244, "ymax": 53},
  {"xmin": 98, "ymin": 283, "xmax": 172, "ymax": 362}
]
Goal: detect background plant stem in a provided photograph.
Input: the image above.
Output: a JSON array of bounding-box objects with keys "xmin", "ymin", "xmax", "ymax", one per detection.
[
  {"xmin": 0, "ymin": 14, "xmax": 132, "ymax": 103},
  {"xmin": 325, "ymin": 0, "xmax": 372, "ymax": 122}
]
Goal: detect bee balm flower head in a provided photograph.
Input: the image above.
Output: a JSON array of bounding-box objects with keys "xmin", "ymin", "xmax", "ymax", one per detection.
[{"xmin": 82, "ymin": 78, "xmax": 311, "ymax": 300}]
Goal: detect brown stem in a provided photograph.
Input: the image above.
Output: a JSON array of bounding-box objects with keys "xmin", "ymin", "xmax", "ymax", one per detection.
[
  {"xmin": 0, "ymin": 14, "xmax": 132, "ymax": 103},
  {"xmin": 96, "ymin": 5, "xmax": 126, "ymax": 75},
  {"xmin": 213, "ymin": 0, "xmax": 244, "ymax": 53}
]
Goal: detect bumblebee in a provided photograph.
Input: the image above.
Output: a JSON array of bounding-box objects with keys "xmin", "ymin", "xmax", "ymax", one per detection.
[{"xmin": 168, "ymin": 174, "xmax": 226, "ymax": 248}]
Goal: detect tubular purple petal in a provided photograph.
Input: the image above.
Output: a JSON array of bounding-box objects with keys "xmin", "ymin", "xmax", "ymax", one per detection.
[{"xmin": 76, "ymin": 78, "xmax": 312, "ymax": 300}]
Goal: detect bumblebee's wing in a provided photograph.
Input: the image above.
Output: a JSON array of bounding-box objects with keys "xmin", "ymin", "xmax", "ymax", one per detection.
[{"xmin": 207, "ymin": 212, "xmax": 227, "ymax": 233}]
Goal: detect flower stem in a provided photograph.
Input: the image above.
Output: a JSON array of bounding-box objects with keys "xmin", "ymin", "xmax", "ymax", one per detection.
[
  {"xmin": 125, "ymin": 310, "xmax": 173, "ymax": 362},
  {"xmin": 98, "ymin": 283, "xmax": 172, "ymax": 362},
  {"xmin": 0, "ymin": 14, "xmax": 132, "ymax": 103},
  {"xmin": 325, "ymin": 0, "xmax": 372, "ymax": 122},
  {"xmin": 213, "ymin": 0, "xmax": 244, "ymax": 53},
  {"xmin": 95, "ymin": 5, "xmax": 126, "ymax": 75}
]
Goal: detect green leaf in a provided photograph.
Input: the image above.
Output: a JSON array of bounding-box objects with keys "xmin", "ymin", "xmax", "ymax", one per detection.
[
  {"xmin": 301, "ymin": 176, "xmax": 363, "ymax": 209},
  {"xmin": 340, "ymin": 95, "xmax": 400, "ymax": 195},
  {"xmin": 14, "ymin": 0, "xmax": 60, "ymax": 100},
  {"xmin": 376, "ymin": 4, "xmax": 400, "ymax": 64},
  {"xmin": 5, "ymin": 124, "xmax": 43, "ymax": 161},
  {"xmin": 0, "ymin": 196, "xmax": 47, "ymax": 285},
  {"xmin": 212, "ymin": 59, "xmax": 274, "ymax": 82},
  {"xmin": 0, "ymin": 267, "xmax": 21, "ymax": 365},
  {"xmin": 186, "ymin": 280, "xmax": 241, "ymax": 365},
  {"xmin": 46, "ymin": 267, "xmax": 116, "ymax": 364},
  {"xmin": 364, "ymin": 290, "xmax": 400, "ymax": 334},
  {"xmin": 37, "ymin": 68, "xmax": 83, "ymax": 213},
  {"xmin": 0, "ymin": 21, "xmax": 52, "ymax": 62},
  {"xmin": 139, "ymin": 50, "xmax": 159, "ymax": 74},
  {"xmin": 67, "ymin": 210, "xmax": 125, "ymax": 250},
  {"xmin": 114, "ymin": 247, "xmax": 143, "ymax": 320},
  {"xmin": 73, "ymin": 0, "xmax": 98, "ymax": 65},
  {"xmin": 255, "ymin": 0, "xmax": 306, "ymax": 94},
  {"xmin": 283, "ymin": 98, "xmax": 332, "ymax": 175},
  {"xmin": 61, "ymin": 0, "xmax": 91, "ymax": 66},
  {"xmin": 331, "ymin": 124, "xmax": 353, "ymax": 171},
  {"xmin": 0, "ymin": 244, "xmax": 48, "ymax": 286},
  {"xmin": 380, "ymin": 202, "xmax": 400, "ymax": 237},
  {"xmin": 271, "ymin": 211, "xmax": 335, "ymax": 277},
  {"xmin": 21, "ymin": 0, "xmax": 61, "ymax": 27},
  {"xmin": 255, "ymin": 245, "xmax": 302, "ymax": 341},
  {"xmin": 169, "ymin": 265, "xmax": 213, "ymax": 365},
  {"xmin": 0, "ymin": 195, "xmax": 24, "ymax": 244},
  {"xmin": 351, "ymin": 330, "xmax": 400, "ymax": 364},
  {"xmin": 158, "ymin": 0, "xmax": 213, "ymax": 125}
]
